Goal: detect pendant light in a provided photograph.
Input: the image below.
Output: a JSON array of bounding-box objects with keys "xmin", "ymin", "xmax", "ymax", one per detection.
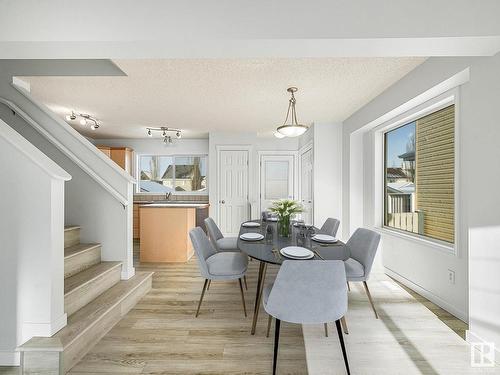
[{"xmin": 276, "ymin": 87, "xmax": 308, "ymax": 137}]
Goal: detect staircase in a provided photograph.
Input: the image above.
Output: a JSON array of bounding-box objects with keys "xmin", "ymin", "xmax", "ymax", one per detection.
[{"xmin": 21, "ymin": 225, "xmax": 153, "ymax": 373}]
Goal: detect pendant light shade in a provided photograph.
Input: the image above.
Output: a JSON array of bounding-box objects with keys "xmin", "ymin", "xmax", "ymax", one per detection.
[{"xmin": 276, "ymin": 87, "xmax": 308, "ymax": 137}]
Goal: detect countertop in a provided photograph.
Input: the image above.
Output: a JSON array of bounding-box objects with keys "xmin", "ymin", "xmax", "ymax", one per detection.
[{"xmin": 138, "ymin": 202, "xmax": 209, "ymax": 208}]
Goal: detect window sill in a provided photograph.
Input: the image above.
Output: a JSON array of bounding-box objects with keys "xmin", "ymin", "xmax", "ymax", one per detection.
[{"xmin": 375, "ymin": 227, "xmax": 456, "ymax": 255}]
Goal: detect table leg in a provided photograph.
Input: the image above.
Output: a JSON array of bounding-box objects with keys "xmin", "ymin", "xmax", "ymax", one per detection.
[{"xmin": 251, "ymin": 262, "xmax": 268, "ymax": 335}]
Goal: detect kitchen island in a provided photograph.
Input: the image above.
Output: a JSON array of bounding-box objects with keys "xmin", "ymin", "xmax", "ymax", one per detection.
[{"xmin": 139, "ymin": 203, "xmax": 209, "ymax": 263}]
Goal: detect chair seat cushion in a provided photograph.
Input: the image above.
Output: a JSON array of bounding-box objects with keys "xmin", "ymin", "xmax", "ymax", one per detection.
[
  {"xmin": 206, "ymin": 252, "xmax": 248, "ymax": 277},
  {"xmin": 263, "ymin": 282, "xmax": 274, "ymax": 306},
  {"xmin": 344, "ymin": 258, "xmax": 365, "ymax": 280},
  {"xmin": 216, "ymin": 237, "xmax": 239, "ymax": 251}
]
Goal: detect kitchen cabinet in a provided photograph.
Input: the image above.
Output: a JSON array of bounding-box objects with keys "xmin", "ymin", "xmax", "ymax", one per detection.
[{"xmin": 96, "ymin": 145, "xmax": 134, "ymax": 175}]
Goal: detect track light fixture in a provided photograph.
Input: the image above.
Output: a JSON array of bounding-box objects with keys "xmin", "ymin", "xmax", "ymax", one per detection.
[
  {"xmin": 65, "ymin": 111, "xmax": 100, "ymax": 130},
  {"xmin": 146, "ymin": 127, "xmax": 182, "ymax": 144}
]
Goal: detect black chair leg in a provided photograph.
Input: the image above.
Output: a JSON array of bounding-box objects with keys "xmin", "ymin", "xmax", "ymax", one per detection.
[
  {"xmin": 273, "ymin": 319, "xmax": 281, "ymax": 375},
  {"xmin": 335, "ymin": 319, "xmax": 350, "ymax": 375}
]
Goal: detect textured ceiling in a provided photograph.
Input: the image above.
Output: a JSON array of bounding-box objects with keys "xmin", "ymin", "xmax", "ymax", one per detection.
[{"xmin": 22, "ymin": 58, "xmax": 425, "ymax": 139}]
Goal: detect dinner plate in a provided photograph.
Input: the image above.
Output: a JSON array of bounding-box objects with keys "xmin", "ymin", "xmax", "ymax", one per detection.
[
  {"xmin": 242, "ymin": 222, "xmax": 261, "ymax": 228},
  {"xmin": 311, "ymin": 234, "xmax": 338, "ymax": 243},
  {"xmin": 239, "ymin": 232, "xmax": 264, "ymax": 241},
  {"xmin": 280, "ymin": 246, "xmax": 314, "ymax": 259},
  {"xmin": 266, "ymin": 217, "xmax": 278, "ymax": 222}
]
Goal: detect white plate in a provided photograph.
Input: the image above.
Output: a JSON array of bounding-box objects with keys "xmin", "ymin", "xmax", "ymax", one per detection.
[
  {"xmin": 280, "ymin": 246, "xmax": 314, "ymax": 259},
  {"xmin": 266, "ymin": 217, "xmax": 278, "ymax": 222},
  {"xmin": 239, "ymin": 232, "xmax": 264, "ymax": 241},
  {"xmin": 312, "ymin": 234, "xmax": 338, "ymax": 243},
  {"xmin": 242, "ymin": 222, "xmax": 261, "ymax": 228}
]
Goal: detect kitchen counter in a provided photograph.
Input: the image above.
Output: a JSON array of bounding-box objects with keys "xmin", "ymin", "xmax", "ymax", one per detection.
[
  {"xmin": 139, "ymin": 203, "xmax": 209, "ymax": 208},
  {"xmin": 138, "ymin": 203, "xmax": 209, "ymax": 263}
]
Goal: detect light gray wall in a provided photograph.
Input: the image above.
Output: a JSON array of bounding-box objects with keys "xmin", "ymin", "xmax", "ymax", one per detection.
[
  {"xmin": 312, "ymin": 123, "xmax": 342, "ymax": 232},
  {"xmin": 342, "ymin": 52, "xmax": 500, "ymax": 351}
]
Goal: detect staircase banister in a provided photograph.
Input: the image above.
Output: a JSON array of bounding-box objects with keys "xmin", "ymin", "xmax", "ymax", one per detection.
[
  {"xmin": 0, "ymin": 95, "xmax": 133, "ymax": 206},
  {"xmin": 0, "ymin": 118, "xmax": 71, "ymax": 181},
  {"xmin": 10, "ymin": 84, "xmax": 135, "ymax": 184}
]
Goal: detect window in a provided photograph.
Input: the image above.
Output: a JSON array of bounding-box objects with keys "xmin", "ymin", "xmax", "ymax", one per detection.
[
  {"xmin": 384, "ymin": 105, "xmax": 455, "ymax": 244},
  {"xmin": 138, "ymin": 155, "xmax": 207, "ymax": 194}
]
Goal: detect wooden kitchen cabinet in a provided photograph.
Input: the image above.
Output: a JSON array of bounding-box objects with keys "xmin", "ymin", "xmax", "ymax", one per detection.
[
  {"xmin": 110, "ymin": 147, "xmax": 133, "ymax": 175},
  {"xmin": 97, "ymin": 145, "xmax": 111, "ymax": 157},
  {"xmin": 133, "ymin": 203, "xmax": 140, "ymax": 239},
  {"xmin": 96, "ymin": 145, "xmax": 134, "ymax": 175}
]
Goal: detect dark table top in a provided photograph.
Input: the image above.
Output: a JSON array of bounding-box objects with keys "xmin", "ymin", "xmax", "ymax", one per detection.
[{"xmin": 237, "ymin": 220, "xmax": 347, "ymax": 265}]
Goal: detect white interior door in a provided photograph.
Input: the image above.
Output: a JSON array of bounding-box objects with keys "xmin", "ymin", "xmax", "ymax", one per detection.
[
  {"xmin": 218, "ymin": 150, "xmax": 249, "ymax": 236},
  {"xmin": 300, "ymin": 148, "xmax": 314, "ymax": 224},
  {"xmin": 260, "ymin": 155, "xmax": 295, "ymax": 212}
]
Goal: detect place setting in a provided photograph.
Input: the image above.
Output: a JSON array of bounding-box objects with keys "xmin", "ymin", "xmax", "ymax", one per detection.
[{"xmin": 239, "ymin": 232, "xmax": 265, "ymax": 241}]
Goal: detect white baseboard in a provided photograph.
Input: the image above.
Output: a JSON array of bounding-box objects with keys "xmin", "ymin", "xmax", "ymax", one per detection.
[
  {"xmin": 21, "ymin": 313, "xmax": 67, "ymax": 342},
  {"xmin": 50, "ymin": 313, "xmax": 67, "ymax": 335},
  {"xmin": 466, "ymin": 330, "xmax": 500, "ymax": 365},
  {"xmin": 0, "ymin": 351, "xmax": 20, "ymax": 366},
  {"xmin": 121, "ymin": 265, "xmax": 135, "ymax": 280},
  {"xmin": 384, "ymin": 267, "xmax": 468, "ymax": 322}
]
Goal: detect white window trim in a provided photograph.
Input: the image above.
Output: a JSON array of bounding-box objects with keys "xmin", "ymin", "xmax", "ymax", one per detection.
[
  {"xmin": 373, "ymin": 88, "xmax": 460, "ymax": 256},
  {"xmin": 136, "ymin": 153, "xmax": 209, "ymax": 195}
]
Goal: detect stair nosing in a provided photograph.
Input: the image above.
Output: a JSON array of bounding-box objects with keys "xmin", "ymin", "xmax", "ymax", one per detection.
[
  {"xmin": 58, "ymin": 271, "xmax": 153, "ymax": 348},
  {"xmin": 64, "ymin": 262, "xmax": 122, "ymax": 297},
  {"xmin": 64, "ymin": 225, "xmax": 81, "ymax": 232},
  {"xmin": 64, "ymin": 243, "xmax": 101, "ymax": 260}
]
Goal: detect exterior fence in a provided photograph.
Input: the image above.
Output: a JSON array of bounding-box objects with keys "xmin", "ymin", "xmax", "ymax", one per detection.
[{"xmin": 387, "ymin": 211, "xmax": 424, "ymax": 234}]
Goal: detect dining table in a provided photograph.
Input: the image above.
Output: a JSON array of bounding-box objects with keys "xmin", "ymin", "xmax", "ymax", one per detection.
[{"xmin": 237, "ymin": 219, "xmax": 348, "ymax": 335}]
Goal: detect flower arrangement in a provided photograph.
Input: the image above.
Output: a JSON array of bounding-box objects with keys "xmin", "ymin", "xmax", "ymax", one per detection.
[{"xmin": 268, "ymin": 199, "xmax": 304, "ymax": 237}]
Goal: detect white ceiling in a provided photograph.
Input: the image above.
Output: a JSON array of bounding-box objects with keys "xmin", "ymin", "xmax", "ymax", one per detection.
[{"xmin": 22, "ymin": 58, "xmax": 425, "ymax": 139}]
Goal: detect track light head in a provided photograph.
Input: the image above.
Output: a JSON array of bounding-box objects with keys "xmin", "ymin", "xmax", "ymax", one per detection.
[
  {"xmin": 147, "ymin": 129, "xmax": 152, "ymax": 137},
  {"xmin": 176, "ymin": 131, "xmax": 181, "ymax": 139}
]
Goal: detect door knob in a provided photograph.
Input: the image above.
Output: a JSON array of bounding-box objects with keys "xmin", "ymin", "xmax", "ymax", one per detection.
[{"xmin": 220, "ymin": 200, "xmax": 225, "ymax": 204}]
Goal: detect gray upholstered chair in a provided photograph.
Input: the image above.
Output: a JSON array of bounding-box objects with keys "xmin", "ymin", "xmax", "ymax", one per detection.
[
  {"xmin": 204, "ymin": 217, "xmax": 248, "ymax": 290},
  {"xmin": 319, "ymin": 217, "xmax": 340, "ymax": 237},
  {"xmin": 189, "ymin": 227, "xmax": 248, "ymax": 317},
  {"xmin": 264, "ymin": 260, "xmax": 350, "ymax": 375},
  {"xmin": 344, "ymin": 228, "xmax": 381, "ymax": 318},
  {"xmin": 205, "ymin": 217, "xmax": 239, "ymax": 252}
]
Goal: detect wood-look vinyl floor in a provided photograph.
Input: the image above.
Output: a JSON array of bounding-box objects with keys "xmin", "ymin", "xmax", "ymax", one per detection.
[
  {"xmin": 68, "ymin": 250, "xmax": 307, "ymax": 374},
  {"xmin": 0, "ymin": 241, "xmax": 487, "ymax": 375}
]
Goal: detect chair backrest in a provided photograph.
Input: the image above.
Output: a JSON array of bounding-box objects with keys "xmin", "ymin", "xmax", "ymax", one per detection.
[
  {"xmin": 204, "ymin": 217, "xmax": 224, "ymax": 249},
  {"xmin": 346, "ymin": 228, "xmax": 381, "ymax": 277},
  {"xmin": 189, "ymin": 227, "xmax": 217, "ymax": 278},
  {"xmin": 264, "ymin": 260, "xmax": 347, "ymax": 324},
  {"xmin": 319, "ymin": 218, "xmax": 340, "ymax": 237}
]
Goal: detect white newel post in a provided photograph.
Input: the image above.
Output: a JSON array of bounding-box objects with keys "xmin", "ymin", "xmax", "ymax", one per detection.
[{"xmin": 0, "ymin": 119, "xmax": 71, "ymax": 366}]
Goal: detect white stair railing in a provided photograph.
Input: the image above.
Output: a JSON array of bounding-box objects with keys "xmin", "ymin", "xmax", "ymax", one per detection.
[{"xmin": 2, "ymin": 83, "xmax": 135, "ymax": 206}]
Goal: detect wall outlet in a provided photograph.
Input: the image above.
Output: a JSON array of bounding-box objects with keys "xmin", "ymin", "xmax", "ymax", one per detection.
[{"xmin": 447, "ymin": 269, "xmax": 456, "ymax": 284}]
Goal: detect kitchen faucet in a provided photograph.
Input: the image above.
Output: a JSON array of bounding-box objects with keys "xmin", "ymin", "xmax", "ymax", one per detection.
[{"xmin": 165, "ymin": 192, "xmax": 172, "ymax": 200}]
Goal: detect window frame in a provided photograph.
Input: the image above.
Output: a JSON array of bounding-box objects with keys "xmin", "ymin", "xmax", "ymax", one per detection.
[
  {"xmin": 376, "ymin": 90, "xmax": 460, "ymax": 255},
  {"xmin": 136, "ymin": 153, "xmax": 209, "ymax": 195}
]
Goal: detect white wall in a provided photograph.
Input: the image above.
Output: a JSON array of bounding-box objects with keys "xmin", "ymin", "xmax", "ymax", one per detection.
[
  {"xmin": 342, "ymin": 52, "xmax": 500, "ymax": 352},
  {"xmin": 312, "ymin": 123, "xmax": 343, "ymax": 232},
  {"xmin": 0, "ymin": 119, "xmax": 70, "ymax": 365}
]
